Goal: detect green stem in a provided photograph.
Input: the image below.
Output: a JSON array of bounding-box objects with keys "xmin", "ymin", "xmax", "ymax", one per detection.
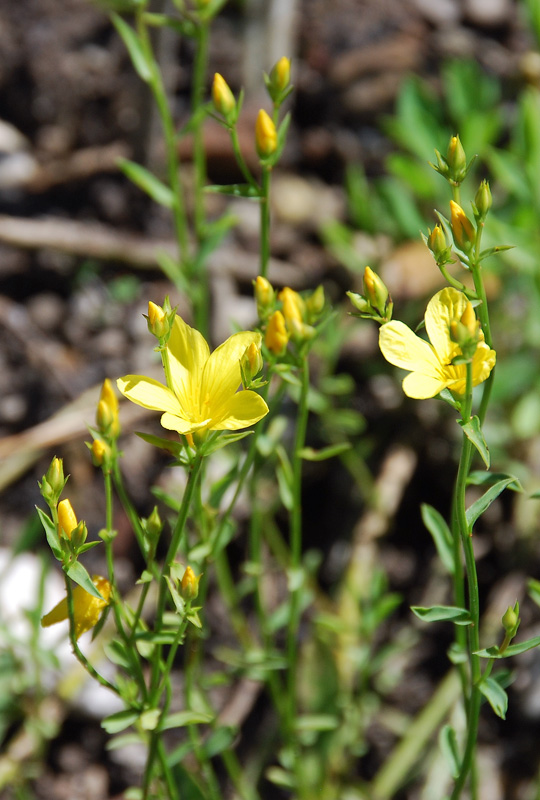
[
  {"xmin": 229, "ymin": 126, "xmax": 259, "ymax": 189},
  {"xmin": 285, "ymin": 359, "xmax": 310, "ymax": 739},
  {"xmin": 260, "ymin": 166, "xmax": 271, "ymax": 279}
]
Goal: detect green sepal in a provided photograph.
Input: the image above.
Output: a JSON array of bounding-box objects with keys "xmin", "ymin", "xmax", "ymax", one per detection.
[
  {"xmin": 475, "ymin": 634, "xmax": 540, "ymax": 658},
  {"xmin": 117, "ymin": 158, "xmax": 175, "ymax": 208},
  {"xmin": 37, "ymin": 507, "xmax": 62, "ymax": 560},
  {"xmin": 479, "ymin": 676, "xmax": 508, "ymax": 719},
  {"xmin": 421, "ymin": 503, "xmax": 454, "ymax": 574},
  {"xmin": 111, "ymin": 14, "xmax": 152, "ymax": 82},
  {"xmin": 102, "ymin": 708, "xmax": 141, "ymax": 734},
  {"xmin": 205, "ymin": 183, "xmax": 261, "ymax": 199},
  {"xmin": 439, "ymin": 724, "xmax": 460, "ymax": 778},
  {"xmin": 298, "ymin": 442, "xmax": 352, "ymax": 461},
  {"xmin": 458, "ymin": 415, "xmax": 490, "ymax": 468},
  {"xmin": 65, "ymin": 561, "xmax": 105, "ymax": 600},
  {"xmin": 466, "ymin": 476, "xmax": 522, "ymax": 529},
  {"xmin": 411, "ymin": 605, "xmax": 472, "ymax": 625}
]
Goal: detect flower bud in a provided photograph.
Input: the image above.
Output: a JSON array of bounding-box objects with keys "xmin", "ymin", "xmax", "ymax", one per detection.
[
  {"xmin": 247, "ymin": 341, "xmax": 263, "ymax": 375},
  {"xmin": 450, "ymin": 201, "xmax": 475, "ymax": 251},
  {"xmin": 40, "ymin": 457, "xmax": 65, "ymax": 504},
  {"xmin": 98, "ymin": 379, "xmax": 120, "ymax": 438},
  {"xmin": 288, "ymin": 317, "xmax": 316, "ymax": 344},
  {"xmin": 57, "ymin": 499, "xmax": 78, "ymax": 540},
  {"xmin": 265, "ymin": 310, "xmax": 289, "ymax": 354},
  {"xmin": 212, "ymin": 73, "xmax": 236, "ymax": 119},
  {"xmin": 502, "ymin": 604, "xmax": 519, "ymax": 635},
  {"xmin": 270, "ymin": 56, "xmax": 291, "ymax": 95},
  {"xmin": 446, "ymin": 135, "xmax": 467, "ymax": 181},
  {"xmin": 426, "ymin": 225, "xmax": 449, "ymax": 261},
  {"xmin": 254, "ymin": 275, "xmax": 274, "ymax": 316},
  {"xmin": 91, "ymin": 439, "xmax": 109, "ymax": 467},
  {"xmin": 181, "ymin": 566, "xmax": 201, "ymax": 601},
  {"xmin": 255, "ymin": 109, "xmax": 278, "ymax": 159},
  {"xmin": 474, "ymin": 179, "xmax": 492, "ymax": 219},
  {"xmin": 147, "ymin": 301, "xmax": 169, "ymax": 339},
  {"xmin": 70, "ymin": 520, "xmax": 88, "ymax": 551},
  {"xmin": 460, "ymin": 302, "xmax": 477, "ymax": 338},
  {"xmin": 363, "ymin": 267, "xmax": 393, "ymax": 320},
  {"xmin": 96, "ymin": 399, "xmax": 113, "ymax": 433},
  {"xmin": 279, "ymin": 287, "xmax": 305, "ymax": 327},
  {"xmin": 346, "ymin": 291, "xmax": 371, "ymax": 315},
  {"xmin": 145, "ymin": 506, "xmax": 163, "ymax": 539},
  {"xmin": 305, "ymin": 285, "xmax": 325, "ymax": 322}
]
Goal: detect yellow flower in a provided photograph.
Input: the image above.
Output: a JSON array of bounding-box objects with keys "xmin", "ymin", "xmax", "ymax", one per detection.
[
  {"xmin": 379, "ymin": 288, "xmax": 496, "ymax": 399},
  {"xmin": 117, "ymin": 316, "xmax": 269, "ymax": 435},
  {"xmin": 41, "ymin": 576, "xmax": 111, "ymax": 640},
  {"xmin": 255, "ymin": 109, "xmax": 277, "ymax": 158}
]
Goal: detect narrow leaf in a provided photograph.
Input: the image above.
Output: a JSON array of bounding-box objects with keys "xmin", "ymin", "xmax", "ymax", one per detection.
[
  {"xmin": 205, "ymin": 183, "xmax": 261, "ymax": 198},
  {"xmin": 411, "ymin": 605, "xmax": 472, "ymax": 625},
  {"xmin": 160, "ymin": 711, "xmax": 213, "ymax": 730},
  {"xmin": 66, "ymin": 561, "xmax": 104, "ymax": 599},
  {"xmin": 37, "ymin": 507, "xmax": 62, "ymax": 559},
  {"xmin": 458, "ymin": 415, "xmax": 490, "ymax": 468},
  {"xmin": 479, "ymin": 676, "xmax": 508, "ymax": 719},
  {"xmin": 421, "ymin": 503, "xmax": 454, "ymax": 574},
  {"xmin": 118, "ymin": 158, "xmax": 175, "ymax": 208},
  {"xmin": 102, "ymin": 709, "xmax": 141, "ymax": 734},
  {"xmin": 298, "ymin": 442, "xmax": 352, "ymax": 461},
  {"xmin": 439, "ymin": 724, "xmax": 460, "ymax": 778},
  {"xmin": 466, "ymin": 478, "xmax": 520, "ymax": 529},
  {"xmin": 111, "ymin": 14, "xmax": 152, "ymax": 82},
  {"xmin": 476, "ymin": 634, "xmax": 540, "ymax": 658}
]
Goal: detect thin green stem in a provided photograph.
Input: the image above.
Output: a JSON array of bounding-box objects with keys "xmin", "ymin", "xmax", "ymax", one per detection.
[
  {"xmin": 285, "ymin": 359, "xmax": 310, "ymax": 739},
  {"xmin": 260, "ymin": 167, "xmax": 271, "ymax": 279},
  {"xmin": 229, "ymin": 126, "xmax": 259, "ymax": 189}
]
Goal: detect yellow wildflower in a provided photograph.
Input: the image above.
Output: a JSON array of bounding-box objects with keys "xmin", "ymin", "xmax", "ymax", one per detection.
[
  {"xmin": 117, "ymin": 316, "xmax": 268, "ymax": 435},
  {"xmin": 41, "ymin": 576, "xmax": 111, "ymax": 640},
  {"xmin": 379, "ymin": 288, "xmax": 495, "ymax": 399}
]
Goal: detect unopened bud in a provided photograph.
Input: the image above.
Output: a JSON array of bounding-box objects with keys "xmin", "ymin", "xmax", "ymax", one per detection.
[
  {"xmin": 247, "ymin": 341, "xmax": 263, "ymax": 375},
  {"xmin": 474, "ymin": 179, "xmax": 492, "ymax": 219},
  {"xmin": 446, "ymin": 135, "xmax": 467, "ymax": 181},
  {"xmin": 460, "ymin": 302, "xmax": 477, "ymax": 338},
  {"xmin": 91, "ymin": 438, "xmax": 109, "ymax": 467},
  {"xmin": 146, "ymin": 506, "xmax": 163, "ymax": 539},
  {"xmin": 346, "ymin": 291, "xmax": 371, "ymax": 315},
  {"xmin": 98, "ymin": 379, "xmax": 120, "ymax": 438},
  {"xmin": 41, "ymin": 457, "xmax": 65, "ymax": 503},
  {"xmin": 147, "ymin": 301, "xmax": 169, "ymax": 339},
  {"xmin": 450, "ymin": 201, "xmax": 476, "ymax": 251},
  {"xmin": 305, "ymin": 285, "xmax": 325, "ymax": 322},
  {"xmin": 212, "ymin": 73, "xmax": 236, "ymax": 119},
  {"xmin": 502, "ymin": 604, "xmax": 519, "ymax": 634},
  {"xmin": 279, "ymin": 287, "xmax": 305, "ymax": 327},
  {"xmin": 254, "ymin": 275, "xmax": 274, "ymax": 315},
  {"xmin": 265, "ymin": 310, "xmax": 289, "ymax": 355},
  {"xmin": 57, "ymin": 499, "xmax": 78, "ymax": 540},
  {"xmin": 268, "ymin": 56, "xmax": 291, "ymax": 98},
  {"xmin": 288, "ymin": 317, "xmax": 316, "ymax": 344},
  {"xmin": 70, "ymin": 520, "xmax": 88, "ymax": 551},
  {"xmin": 181, "ymin": 566, "xmax": 201, "ymax": 601},
  {"xmin": 364, "ymin": 267, "xmax": 392, "ymax": 319},
  {"xmin": 427, "ymin": 225, "xmax": 449, "ymax": 260},
  {"xmin": 255, "ymin": 109, "xmax": 278, "ymax": 159}
]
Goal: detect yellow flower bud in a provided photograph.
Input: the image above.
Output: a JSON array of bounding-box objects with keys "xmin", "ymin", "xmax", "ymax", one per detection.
[
  {"xmin": 147, "ymin": 301, "xmax": 168, "ymax": 337},
  {"xmin": 57, "ymin": 499, "xmax": 78, "ymax": 540},
  {"xmin": 475, "ymin": 179, "xmax": 492, "ymax": 218},
  {"xmin": 305, "ymin": 285, "xmax": 325, "ymax": 321},
  {"xmin": 254, "ymin": 275, "xmax": 275, "ymax": 315},
  {"xmin": 212, "ymin": 73, "xmax": 236, "ymax": 118},
  {"xmin": 426, "ymin": 225, "xmax": 449, "ymax": 260},
  {"xmin": 278, "ymin": 287, "xmax": 304, "ymax": 327},
  {"xmin": 98, "ymin": 379, "xmax": 120, "ymax": 437},
  {"xmin": 347, "ymin": 291, "xmax": 371, "ymax": 315},
  {"xmin": 450, "ymin": 201, "xmax": 475, "ymax": 251},
  {"xmin": 41, "ymin": 575, "xmax": 111, "ymax": 640},
  {"xmin": 460, "ymin": 302, "xmax": 477, "ymax": 338},
  {"xmin": 363, "ymin": 267, "xmax": 392, "ymax": 318},
  {"xmin": 271, "ymin": 57, "xmax": 291, "ymax": 93},
  {"xmin": 181, "ymin": 566, "xmax": 201, "ymax": 601},
  {"xmin": 265, "ymin": 310, "xmax": 289, "ymax": 354},
  {"xmin": 247, "ymin": 341, "xmax": 263, "ymax": 375},
  {"xmin": 255, "ymin": 109, "xmax": 278, "ymax": 158},
  {"xmin": 41, "ymin": 457, "xmax": 65, "ymax": 503},
  {"xmin": 91, "ymin": 438, "xmax": 108, "ymax": 467},
  {"xmin": 446, "ymin": 135, "xmax": 467, "ymax": 178}
]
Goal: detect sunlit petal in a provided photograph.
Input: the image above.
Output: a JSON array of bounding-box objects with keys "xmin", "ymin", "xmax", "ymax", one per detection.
[
  {"xmin": 379, "ymin": 322, "xmax": 441, "ymax": 375},
  {"xmin": 425, "ymin": 288, "xmax": 466, "ymax": 363},
  {"xmin": 402, "ymin": 371, "xmax": 449, "ymax": 399},
  {"xmin": 202, "ymin": 332, "xmax": 262, "ymax": 419},
  {"xmin": 117, "ymin": 375, "xmax": 181, "ymax": 414},
  {"xmin": 167, "ymin": 315, "xmax": 210, "ymax": 414},
  {"xmin": 160, "ymin": 413, "xmax": 211, "ymax": 435},
  {"xmin": 472, "ymin": 342, "xmax": 496, "ymax": 386},
  {"xmin": 209, "ymin": 390, "xmax": 270, "ymax": 430}
]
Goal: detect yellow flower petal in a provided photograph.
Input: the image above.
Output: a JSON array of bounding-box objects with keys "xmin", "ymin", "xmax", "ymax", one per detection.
[
  {"xmin": 117, "ymin": 375, "xmax": 181, "ymax": 415},
  {"xmin": 379, "ymin": 321, "xmax": 441, "ymax": 375},
  {"xmin": 209, "ymin": 389, "xmax": 269, "ymax": 430},
  {"xmin": 201, "ymin": 332, "xmax": 262, "ymax": 420},
  {"xmin": 167, "ymin": 315, "xmax": 210, "ymax": 413},
  {"xmin": 424, "ymin": 288, "xmax": 465, "ymax": 364},
  {"xmin": 402, "ymin": 371, "xmax": 450, "ymax": 399},
  {"xmin": 160, "ymin": 413, "xmax": 212, "ymax": 435}
]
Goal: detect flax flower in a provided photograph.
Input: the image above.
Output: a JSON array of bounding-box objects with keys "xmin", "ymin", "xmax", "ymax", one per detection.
[
  {"xmin": 41, "ymin": 576, "xmax": 111, "ymax": 640},
  {"xmin": 118, "ymin": 315, "xmax": 269, "ymax": 435},
  {"xmin": 379, "ymin": 288, "xmax": 495, "ymax": 399}
]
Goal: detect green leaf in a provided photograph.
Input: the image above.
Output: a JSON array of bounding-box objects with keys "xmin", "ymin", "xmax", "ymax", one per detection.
[
  {"xmin": 466, "ymin": 477, "xmax": 521, "ymax": 529},
  {"xmin": 205, "ymin": 183, "xmax": 260, "ymax": 198},
  {"xmin": 528, "ymin": 578, "xmax": 540, "ymax": 607},
  {"xmin": 37, "ymin": 507, "xmax": 62, "ymax": 559},
  {"xmin": 118, "ymin": 158, "xmax": 175, "ymax": 208},
  {"xmin": 161, "ymin": 711, "xmax": 213, "ymax": 731},
  {"xmin": 468, "ymin": 471, "xmax": 522, "ymax": 489},
  {"xmin": 201, "ymin": 430, "xmax": 253, "ymax": 455},
  {"xmin": 479, "ymin": 676, "xmax": 508, "ymax": 719},
  {"xmin": 66, "ymin": 561, "xmax": 104, "ymax": 599},
  {"xmin": 411, "ymin": 605, "xmax": 472, "ymax": 625},
  {"xmin": 298, "ymin": 442, "xmax": 352, "ymax": 461},
  {"xmin": 421, "ymin": 503, "xmax": 454, "ymax": 574},
  {"xmin": 458, "ymin": 415, "xmax": 490, "ymax": 468},
  {"xmin": 104, "ymin": 640, "xmax": 132, "ymax": 670},
  {"xmin": 102, "ymin": 709, "xmax": 141, "ymax": 734},
  {"xmin": 294, "ymin": 714, "xmax": 339, "ymax": 732},
  {"xmin": 135, "ymin": 431, "xmax": 186, "ymax": 458},
  {"xmin": 476, "ymin": 634, "xmax": 540, "ymax": 658},
  {"xmin": 439, "ymin": 724, "xmax": 460, "ymax": 778},
  {"xmin": 201, "ymin": 726, "xmax": 236, "ymax": 758},
  {"xmin": 111, "ymin": 14, "xmax": 152, "ymax": 82}
]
